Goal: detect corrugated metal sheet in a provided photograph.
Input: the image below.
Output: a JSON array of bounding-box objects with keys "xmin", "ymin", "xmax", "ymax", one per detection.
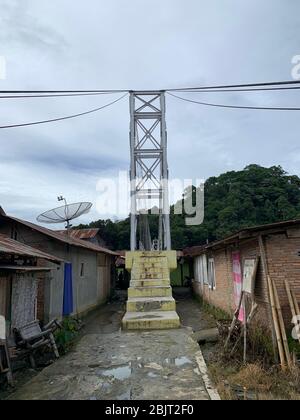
[
  {"xmin": 5, "ymin": 216, "xmax": 118, "ymax": 257},
  {"xmin": 184, "ymin": 218, "xmax": 300, "ymax": 257},
  {"xmin": 0, "ymin": 234, "xmax": 63, "ymax": 263},
  {"xmin": 56, "ymin": 228, "xmax": 100, "ymax": 240},
  {"xmin": 0, "ymin": 266, "xmax": 53, "ymax": 272}
]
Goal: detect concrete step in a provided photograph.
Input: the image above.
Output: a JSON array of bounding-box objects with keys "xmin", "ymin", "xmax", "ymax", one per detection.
[
  {"xmin": 130, "ymin": 278, "xmax": 170, "ymax": 287},
  {"xmin": 126, "ymin": 297, "xmax": 176, "ymax": 312},
  {"xmin": 131, "ymin": 270, "xmax": 170, "ymax": 279},
  {"xmin": 128, "ymin": 286, "xmax": 172, "ymax": 298},
  {"xmin": 122, "ymin": 311, "xmax": 180, "ymax": 330}
]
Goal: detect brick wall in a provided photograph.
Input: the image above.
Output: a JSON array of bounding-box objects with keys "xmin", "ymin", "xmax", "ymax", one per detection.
[
  {"xmin": 201, "ymin": 248, "xmax": 235, "ymax": 315},
  {"xmin": 192, "ymin": 231, "xmax": 300, "ymax": 331},
  {"xmin": 266, "ymin": 233, "xmax": 300, "ymax": 327}
]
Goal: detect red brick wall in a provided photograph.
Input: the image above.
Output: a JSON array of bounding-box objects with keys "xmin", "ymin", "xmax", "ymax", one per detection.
[
  {"xmin": 266, "ymin": 233, "xmax": 300, "ymax": 327},
  {"xmin": 201, "ymin": 248, "xmax": 235, "ymax": 315},
  {"xmin": 192, "ymin": 232, "xmax": 300, "ymax": 331}
]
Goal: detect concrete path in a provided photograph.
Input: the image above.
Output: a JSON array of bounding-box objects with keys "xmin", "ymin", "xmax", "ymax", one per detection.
[{"xmin": 9, "ymin": 290, "xmax": 219, "ymax": 401}]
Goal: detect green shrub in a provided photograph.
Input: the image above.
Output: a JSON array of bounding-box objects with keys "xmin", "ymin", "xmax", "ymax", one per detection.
[{"xmin": 54, "ymin": 317, "xmax": 81, "ymax": 354}]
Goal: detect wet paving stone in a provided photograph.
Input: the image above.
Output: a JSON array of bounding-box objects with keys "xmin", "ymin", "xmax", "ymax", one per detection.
[{"xmin": 8, "ymin": 294, "xmax": 215, "ymax": 400}]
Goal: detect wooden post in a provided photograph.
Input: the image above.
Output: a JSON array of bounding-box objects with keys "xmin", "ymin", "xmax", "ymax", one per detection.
[
  {"xmin": 267, "ymin": 274, "xmax": 286, "ymax": 370},
  {"xmin": 258, "ymin": 236, "xmax": 278, "ymax": 363},
  {"xmin": 224, "ymin": 291, "xmax": 244, "ymax": 350},
  {"xmin": 243, "ymin": 294, "xmax": 247, "ymax": 364},
  {"xmin": 272, "ymin": 280, "xmax": 292, "ymax": 369}
]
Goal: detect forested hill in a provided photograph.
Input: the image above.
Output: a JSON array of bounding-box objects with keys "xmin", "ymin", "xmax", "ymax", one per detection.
[{"xmin": 76, "ymin": 165, "xmax": 300, "ymax": 250}]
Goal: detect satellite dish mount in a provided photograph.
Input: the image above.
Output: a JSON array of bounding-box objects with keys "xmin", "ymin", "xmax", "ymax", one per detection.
[{"xmin": 37, "ymin": 197, "xmax": 93, "ymax": 231}]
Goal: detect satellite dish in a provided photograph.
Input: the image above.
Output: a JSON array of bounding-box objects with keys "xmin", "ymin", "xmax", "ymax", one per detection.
[{"xmin": 37, "ymin": 197, "xmax": 92, "ymax": 229}]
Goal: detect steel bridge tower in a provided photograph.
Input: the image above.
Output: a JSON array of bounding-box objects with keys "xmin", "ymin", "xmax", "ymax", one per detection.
[{"xmin": 129, "ymin": 91, "xmax": 171, "ymax": 252}]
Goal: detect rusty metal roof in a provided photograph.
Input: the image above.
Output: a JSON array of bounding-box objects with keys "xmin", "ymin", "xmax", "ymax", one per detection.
[
  {"xmin": 0, "ymin": 234, "xmax": 63, "ymax": 263},
  {"xmin": 184, "ymin": 218, "xmax": 300, "ymax": 257},
  {"xmin": 56, "ymin": 228, "xmax": 100, "ymax": 240},
  {"xmin": 3, "ymin": 216, "xmax": 118, "ymax": 256},
  {"xmin": 0, "ymin": 266, "xmax": 54, "ymax": 272}
]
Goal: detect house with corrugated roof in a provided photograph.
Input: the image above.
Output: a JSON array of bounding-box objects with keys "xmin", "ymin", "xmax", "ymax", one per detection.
[
  {"xmin": 0, "ymin": 209, "xmax": 118, "ymax": 323},
  {"xmin": 184, "ymin": 219, "xmax": 300, "ymax": 332},
  {"xmin": 0, "ymin": 234, "xmax": 63, "ymax": 334},
  {"xmin": 57, "ymin": 228, "xmax": 106, "ymax": 247}
]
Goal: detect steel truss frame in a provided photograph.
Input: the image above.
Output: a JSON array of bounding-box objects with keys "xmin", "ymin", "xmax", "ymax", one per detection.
[{"xmin": 129, "ymin": 91, "xmax": 171, "ymax": 251}]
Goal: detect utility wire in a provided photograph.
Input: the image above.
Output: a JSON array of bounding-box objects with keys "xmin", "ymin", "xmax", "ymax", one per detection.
[
  {"xmin": 1, "ymin": 80, "xmax": 300, "ymax": 97},
  {"xmin": 167, "ymin": 80, "xmax": 300, "ymax": 92},
  {"xmin": 0, "ymin": 93, "xmax": 128, "ymax": 129},
  {"xmin": 0, "ymin": 92, "xmax": 125, "ymax": 99},
  {"xmin": 167, "ymin": 92, "xmax": 300, "ymax": 111},
  {"xmin": 3, "ymin": 85, "xmax": 300, "ymax": 99},
  {"xmin": 168, "ymin": 86, "xmax": 300, "ymax": 94},
  {"xmin": 0, "ymin": 89, "xmax": 128, "ymax": 94}
]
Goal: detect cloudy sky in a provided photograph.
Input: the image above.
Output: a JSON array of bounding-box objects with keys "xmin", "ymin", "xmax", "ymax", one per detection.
[{"xmin": 0, "ymin": 0, "xmax": 300, "ymax": 226}]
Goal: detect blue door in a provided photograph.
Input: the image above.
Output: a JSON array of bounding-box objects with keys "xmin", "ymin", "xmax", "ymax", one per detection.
[{"xmin": 63, "ymin": 263, "xmax": 73, "ymax": 317}]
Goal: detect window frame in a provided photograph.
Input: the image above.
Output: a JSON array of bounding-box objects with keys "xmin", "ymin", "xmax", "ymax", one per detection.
[
  {"xmin": 80, "ymin": 262, "xmax": 85, "ymax": 278},
  {"xmin": 208, "ymin": 258, "xmax": 216, "ymax": 291}
]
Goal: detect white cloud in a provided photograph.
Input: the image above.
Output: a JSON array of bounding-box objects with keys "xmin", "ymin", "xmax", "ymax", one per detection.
[{"xmin": 0, "ymin": 0, "xmax": 300, "ymax": 222}]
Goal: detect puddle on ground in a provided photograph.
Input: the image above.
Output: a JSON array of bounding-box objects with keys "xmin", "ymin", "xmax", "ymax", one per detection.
[
  {"xmin": 174, "ymin": 357, "xmax": 193, "ymax": 367},
  {"xmin": 148, "ymin": 372, "xmax": 159, "ymax": 378},
  {"xmin": 98, "ymin": 365, "xmax": 132, "ymax": 381}
]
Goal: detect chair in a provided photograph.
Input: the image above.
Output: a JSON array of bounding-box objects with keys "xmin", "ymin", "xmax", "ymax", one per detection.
[
  {"xmin": 0, "ymin": 315, "xmax": 13, "ymax": 385},
  {"xmin": 15, "ymin": 320, "xmax": 61, "ymax": 369}
]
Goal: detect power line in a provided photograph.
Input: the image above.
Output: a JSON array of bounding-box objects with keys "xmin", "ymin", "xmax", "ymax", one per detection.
[
  {"xmin": 0, "ymin": 89, "xmax": 128, "ymax": 94},
  {"xmin": 2, "ymin": 85, "xmax": 300, "ymax": 99},
  {"xmin": 167, "ymin": 86, "xmax": 300, "ymax": 94},
  {"xmin": 0, "ymin": 92, "xmax": 125, "ymax": 99},
  {"xmin": 0, "ymin": 93, "xmax": 128, "ymax": 129},
  {"xmin": 1, "ymin": 80, "xmax": 300, "ymax": 97},
  {"xmin": 166, "ymin": 80, "xmax": 300, "ymax": 92},
  {"xmin": 167, "ymin": 92, "xmax": 300, "ymax": 111}
]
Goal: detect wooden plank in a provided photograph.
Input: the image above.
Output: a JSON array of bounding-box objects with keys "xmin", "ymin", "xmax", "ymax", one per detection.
[
  {"xmin": 272, "ymin": 280, "xmax": 292, "ymax": 369},
  {"xmin": 267, "ymin": 275, "xmax": 286, "ymax": 370},
  {"xmin": 0, "ymin": 277, "xmax": 7, "ymax": 317},
  {"xmin": 258, "ymin": 236, "xmax": 279, "ymax": 363}
]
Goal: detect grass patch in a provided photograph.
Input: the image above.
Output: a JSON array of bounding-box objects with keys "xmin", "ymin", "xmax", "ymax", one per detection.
[
  {"xmin": 193, "ymin": 292, "xmax": 231, "ymax": 321},
  {"xmin": 208, "ymin": 357, "xmax": 300, "ymax": 400},
  {"xmin": 201, "ymin": 300, "xmax": 231, "ymax": 321},
  {"xmin": 54, "ymin": 317, "xmax": 82, "ymax": 354}
]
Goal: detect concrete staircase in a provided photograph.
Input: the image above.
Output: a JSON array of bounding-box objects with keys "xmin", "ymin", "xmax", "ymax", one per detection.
[{"xmin": 122, "ymin": 252, "xmax": 180, "ymax": 330}]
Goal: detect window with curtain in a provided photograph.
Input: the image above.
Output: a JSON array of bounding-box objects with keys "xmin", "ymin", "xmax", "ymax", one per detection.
[{"xmin": 194, "ymin": 255, "xmax": 208, "ymax": 285}]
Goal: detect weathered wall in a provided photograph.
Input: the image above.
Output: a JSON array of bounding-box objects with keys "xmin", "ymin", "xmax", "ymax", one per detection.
[
  {"xmin": 192, "ymin": 231, "xmax": 300, "ymax": 330},
  {"xmin": 0, "ymin": 221, "xmax": 113, "ymax": 322},
  {"xmin": 265, "ymin": 231, "xmax": 300, "ymax": 326},
  {"xmin": 193, "ymin": 248, "xmax": 235, "ymax": 315}
]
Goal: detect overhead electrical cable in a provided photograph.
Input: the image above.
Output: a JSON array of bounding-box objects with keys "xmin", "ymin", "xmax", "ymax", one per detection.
[
  {"xmin": 0, "ymin": 89, "xmax": 128, "ymax": 94},
  {"xmin": 166, "ymin": 80, "xmax": 300, "ymax": 92},
  {"xmin": 0, "ymin": 92, "xmax": 126, "ymax": 99},
  {"xmin": 2, "ymin": 85, "xmax": 300, "ymax": 99},
  {"xmin": 1, "ymin": 80, "xmax": 300, "ymax": 128},
  {"xmin": 166, "ymin": 86, "xmax": 300, "ymax": 94},
  {"xmin": 0, "ymin": 93, "xmax": 128, "ymax": 129},
  {"xmin": 1, "ymin": 80, "xmax": 300, "ymax": 97},
  {"xmin": 167, "ymin": 92, "xmax": 300, "ymax": 111}
]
